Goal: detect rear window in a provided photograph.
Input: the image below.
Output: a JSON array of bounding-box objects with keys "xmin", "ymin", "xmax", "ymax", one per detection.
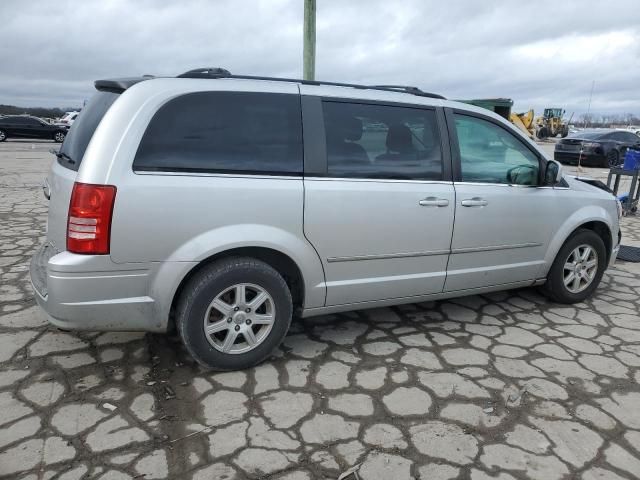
[
  {"xmin": 58, "ymin": 92, "xmax": 119, "ymax": 171},
  {"xmin": 133, "ymin": 92, "xmax": 303, "ymax": 175},
  {"xmin": 568, "ymin": 131, "xmax": 606, "ymax": 140}
]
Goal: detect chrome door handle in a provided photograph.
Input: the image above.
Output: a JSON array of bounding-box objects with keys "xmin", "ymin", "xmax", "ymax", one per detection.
[
  {"xmin": 461, "ymin": 197, "xmax": 488, "ymax": 207},
  {"xmin": 419, "ymin": 196, "xmax": 449, "ymax": 207}
]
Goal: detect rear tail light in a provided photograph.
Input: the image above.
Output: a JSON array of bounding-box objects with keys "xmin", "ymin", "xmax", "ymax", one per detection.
[{"xmin": 67, "ymin": 182, "xmax": 116, "ymax": 254}]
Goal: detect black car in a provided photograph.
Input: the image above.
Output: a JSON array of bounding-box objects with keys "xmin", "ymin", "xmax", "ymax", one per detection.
[
  {"xmin": 0, "ymin": 115, "xmax": 68, "ymax": 143},
  {"xmin": 554, "ymin": 129, "xmax": 640, "ymax": 168}
]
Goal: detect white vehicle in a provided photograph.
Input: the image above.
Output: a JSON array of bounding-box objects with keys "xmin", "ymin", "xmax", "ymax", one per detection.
[{"xmin": 58, "ymin": 111, "xmax": 79, "ymax": 126}]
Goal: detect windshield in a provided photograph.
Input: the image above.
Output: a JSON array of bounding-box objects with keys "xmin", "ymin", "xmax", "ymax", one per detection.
[{"xmin": 58, "ymin": 92, "xmax": 119, "ymax": 171}]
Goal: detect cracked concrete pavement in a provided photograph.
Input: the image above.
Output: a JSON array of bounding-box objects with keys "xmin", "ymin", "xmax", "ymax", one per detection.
[{"xmin": 1, "ymin": 139, "xmax": 640, "ymax": 479}]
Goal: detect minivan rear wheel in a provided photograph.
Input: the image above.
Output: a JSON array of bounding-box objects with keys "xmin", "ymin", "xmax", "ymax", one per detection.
[
  {"xmin": 0, "ymin": 130, "xmax": 6, "ymax": 142},
  {"xmin": 543, "ymin": 229, "xmax": 606, "ymax": 304},
  {"xmin": 176, "ymin": 257, "xmax": 292, "ymax": 370}
]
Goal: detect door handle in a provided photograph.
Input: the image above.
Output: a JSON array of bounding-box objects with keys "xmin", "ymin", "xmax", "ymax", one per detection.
[
  {"xmin": 461, "ymin": 197, "xmax": 488, "ymax": 207},
  {"xmin": 419, "ymin": 196, "xmax": 449, "ymax": 207}
]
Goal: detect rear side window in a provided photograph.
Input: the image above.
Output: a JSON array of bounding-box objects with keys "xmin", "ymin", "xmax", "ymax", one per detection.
[
  {"xmin": 134, "ymin": 92, "xmax": 303, "ymax": 175},
  {"xmin": 606, "ymin": 132, "xmax": 625, "ymax": 141},
  {"xmin": 322, "ymin": 101, "xmax": 442, "ymax": 180},
  {"xmin": 58, "ymin": 92, "xmax": 119, "ymax": 171},
  {"xmin": 616, "ymin": 132, "xmax": 640, "ymax": 143}
]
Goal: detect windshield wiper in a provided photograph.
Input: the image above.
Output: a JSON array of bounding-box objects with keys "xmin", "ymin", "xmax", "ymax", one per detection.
[{"xmin": 49, "ymin": 149, "xmax": 75, "ymax": 165}]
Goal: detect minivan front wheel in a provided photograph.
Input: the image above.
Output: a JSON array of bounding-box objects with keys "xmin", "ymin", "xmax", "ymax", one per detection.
[
  {"xmin": 54, "ymin": 131, "xmax": 66, "ymax": 143},
  {"xmin": 177, "ymin": 257, "xmax": 292, "ymax": 370},
  {"xmin": 543, "ymin": 229, "xmax": 606, "ymax": 304}
]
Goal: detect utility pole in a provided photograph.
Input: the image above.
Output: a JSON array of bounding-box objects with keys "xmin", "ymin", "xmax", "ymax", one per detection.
[
  {"xmin": 585, "ymin": 80, "xmax": 595, "ymax": 128},
  {"xmin": 303, "ymin": 0, "xmax": 316, "ymax": 80}
]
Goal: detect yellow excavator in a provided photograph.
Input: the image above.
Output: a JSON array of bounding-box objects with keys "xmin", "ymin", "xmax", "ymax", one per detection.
[
  {"xmin": 459, "ymin": 99, "xmax": 571, "ymax": 140},
  {"xmin": 509, "ymin": 110, "xmax": 536, "ymax": 139},
  {"xmin": 534, "ymin": 108, "xmax": 571, "ymax": 139}
]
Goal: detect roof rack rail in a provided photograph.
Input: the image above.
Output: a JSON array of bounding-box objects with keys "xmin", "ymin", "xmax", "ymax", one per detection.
[
  {"xmin": 177, "ymin": 67, "xmax": 232, "ymax": 78},
  {"xmin": 372, "ymin": 85, "xmax": 427, "ymax": 95},
  {"xmin": 177, "ymin": 68, "xmax": 446, "ymax": 100}
]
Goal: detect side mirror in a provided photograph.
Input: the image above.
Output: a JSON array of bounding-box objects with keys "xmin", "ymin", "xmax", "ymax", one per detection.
[{"xmin": 544, "ymin": 160, "xmax": 563, "ymax": 185}]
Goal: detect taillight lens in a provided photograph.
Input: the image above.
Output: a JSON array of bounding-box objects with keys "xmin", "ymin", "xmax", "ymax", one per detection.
[{"xmin": 67, "ymin": 182, "xmax": 116, "ymax": 254}]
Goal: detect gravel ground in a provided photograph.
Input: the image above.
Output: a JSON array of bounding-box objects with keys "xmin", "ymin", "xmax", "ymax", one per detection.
[{"xmin": 1, "ymin": 139, "xmax": 639, "ymax": 480}]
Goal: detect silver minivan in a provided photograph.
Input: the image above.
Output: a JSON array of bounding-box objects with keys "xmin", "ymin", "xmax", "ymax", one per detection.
[{"xmin": 31, "ymin": 68, "xmax": 622, "ymax": 370}]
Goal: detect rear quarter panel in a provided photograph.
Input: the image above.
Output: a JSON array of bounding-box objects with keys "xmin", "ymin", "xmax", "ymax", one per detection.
[
  {"xmin": 80, "ymin": 79, "xmax": 326, "ymax": 310},
  {"xmin": 108, "ymin": 173, "xmax": 325, "ymax": 309}
]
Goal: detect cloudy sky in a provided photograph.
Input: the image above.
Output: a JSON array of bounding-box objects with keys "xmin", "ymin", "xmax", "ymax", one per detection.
[{"xmin": 2, "ymin": 0, "xmax": 639, "ymax": 116}]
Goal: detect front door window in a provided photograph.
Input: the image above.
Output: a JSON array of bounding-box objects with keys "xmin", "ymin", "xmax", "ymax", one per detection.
[{"xmin": 454, "ymin": 114, "xmax": 540, "ymax": 185}]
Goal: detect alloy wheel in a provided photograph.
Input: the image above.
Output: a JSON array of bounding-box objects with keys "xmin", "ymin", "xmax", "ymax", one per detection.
[
  {"xmin": 563, "ymin": 244, "xmax": 598, "ymax": 294},
  {"xmin": 202, "ymin": 283, "xmax": 276, "ymax": 354}
]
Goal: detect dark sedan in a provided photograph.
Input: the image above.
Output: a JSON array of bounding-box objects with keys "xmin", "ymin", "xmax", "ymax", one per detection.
[
  {"xmin": 0, "ymin": 115, "xmax": 68, "ymax": 143},
  {"xmin": 554, "ymin": 129, "xmax": 640, "ymax": 168}
]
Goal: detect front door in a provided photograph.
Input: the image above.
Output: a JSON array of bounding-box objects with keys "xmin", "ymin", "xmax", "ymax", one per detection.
[
  {"xmin": 303, "ymin": 97, "xmax": 455, "ymax": 306},
  {"xmin": 445, "ymin": 111, "xmax": 559, "ymax": 291}
]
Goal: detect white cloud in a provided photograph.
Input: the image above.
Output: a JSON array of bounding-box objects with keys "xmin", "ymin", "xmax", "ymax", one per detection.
[
  {"xmin": 514, "ymin": 30, "xmax": 637, "ymax": 62},
  {"xmin": 0, "ymin": 0, "xmax": 638, "ymax": 116}
]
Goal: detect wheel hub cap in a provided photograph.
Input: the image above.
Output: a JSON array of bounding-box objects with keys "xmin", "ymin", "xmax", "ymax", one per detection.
[{"xmin": 233, "ymin": 312, "xmax": 246, "ymax": 325}]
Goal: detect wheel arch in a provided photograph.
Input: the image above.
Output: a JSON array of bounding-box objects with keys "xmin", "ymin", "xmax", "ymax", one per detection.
[
  {"xmin": 163, "ymin": 245, "xmax": 319, "ymax": 333},
  {"xmin": 145, "ymin": 223, "xmax": 326, "ymax": 333},
  {"xmin": 174, "ymin": 246, "xmax": 303, "ymax": 312},
  {"xmin": 578, "ymin": 221, "xmax": 612, "ymax": 264},
  {"xmin": 543, "ymin": 212, "xmax": 614, "ymax": 277}
]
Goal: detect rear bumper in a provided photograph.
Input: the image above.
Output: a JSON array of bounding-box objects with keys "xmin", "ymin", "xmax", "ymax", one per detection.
[
  {"xmin": 554, "ymin": 151, "xmax": 606, "ymax": 167},
  {"xmin": 30, "ymin": 243, "xmax": 166, "ymax": 332}
]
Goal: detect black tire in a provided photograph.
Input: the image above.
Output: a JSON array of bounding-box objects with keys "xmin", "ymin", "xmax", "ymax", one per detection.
[
  {"xmin": 176, "ymin": 257, "xmax": 292, "ymax": 370},
  {"xmin": 606, "ymin": 149, "xmax": 620, "ymax": 168},
  {"xmin": 542, "ymin": 229, "xmax": 607, "ymax": 304},
  {"xmin": 0, "ymin": 129, "xmax": 6, "ymax": 142},
  {"xmin": 561, "ymin": 127, "xmax": 569, "ymax": 138},
  {"xmin": 53, "ymin": 131, "xmax": 66, "ymax": 143},
  {"xmin": 537, "ymin": 127, "xmax": 548, "ymax": 140}
]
